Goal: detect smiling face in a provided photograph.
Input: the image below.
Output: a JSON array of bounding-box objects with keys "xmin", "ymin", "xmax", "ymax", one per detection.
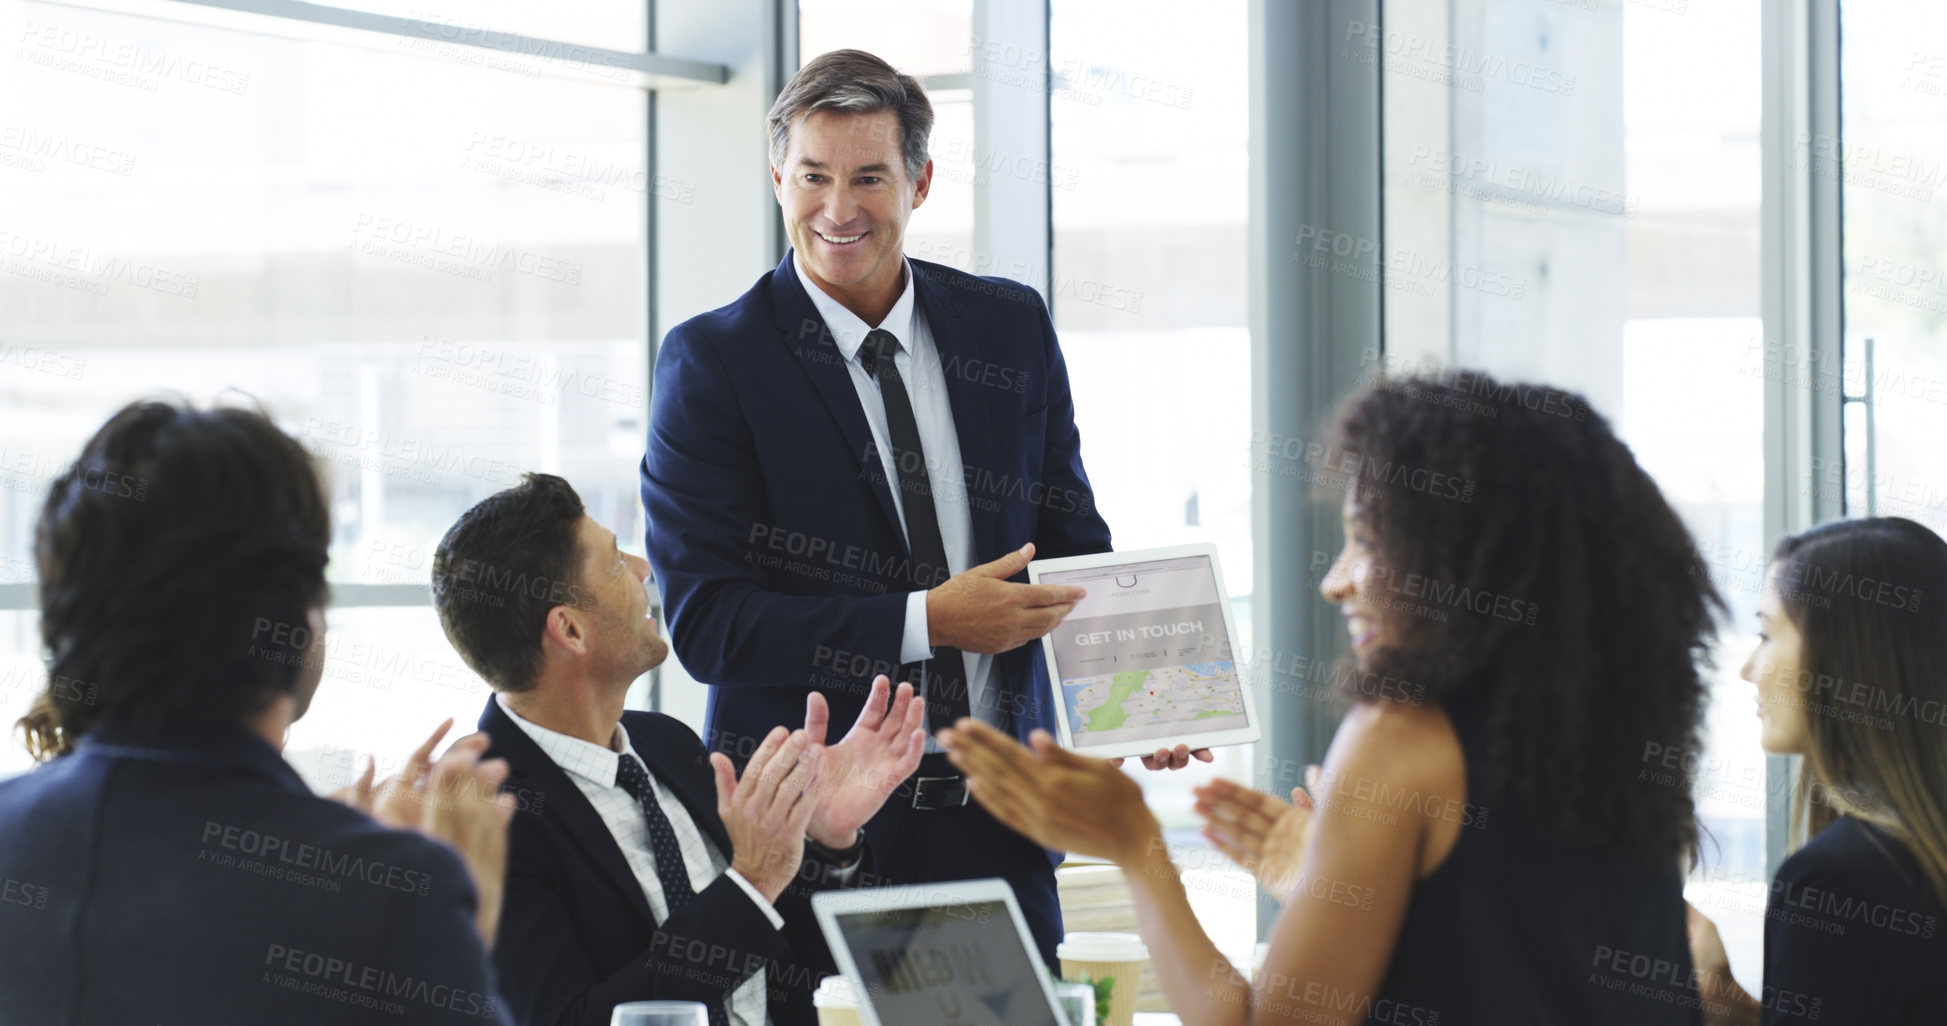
[
  {"xmin": 772, "ymin": 108, "xmax": 931, "ymax": 317},
  {"xmin": 1321, "ymin": 490, "xmax": 1385, "ymax": 659},
  {"xmin": 569, "ymin": 515, "xmax": 668, "ymax": 684},
  {"xmin": 1741, "ymin": 563, "xmax": 1812, "ymax": 754}
]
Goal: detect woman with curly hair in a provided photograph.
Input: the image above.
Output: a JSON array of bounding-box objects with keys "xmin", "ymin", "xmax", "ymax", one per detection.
[
  {"xmin": 1688, "ymin": 517, "xmax": 1947, "ymax": 1024},
  {"xmin": 941, "ymin": 370, "xmax": 1719, "ymax": 1024}
]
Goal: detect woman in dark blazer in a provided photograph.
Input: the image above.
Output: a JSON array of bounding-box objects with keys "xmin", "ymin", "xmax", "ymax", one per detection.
[
  {"xmin": 0, "ymin": 400, "xmax": 516, "ymax": 1026},
  {"xmin": 1688, "ymin": 517, "xmax": 1947, "ymax": 1025}
]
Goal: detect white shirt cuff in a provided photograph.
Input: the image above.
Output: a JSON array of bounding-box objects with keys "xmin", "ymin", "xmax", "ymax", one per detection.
[
  {"xmin": 724, "ymin": 868, "xmax": 786, "ymax": 931},
  {"xmin": 900, "ymin": 590, "xmax": 933, "ymax": 665}
]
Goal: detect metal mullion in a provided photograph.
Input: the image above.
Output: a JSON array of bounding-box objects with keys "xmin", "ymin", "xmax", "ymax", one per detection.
[
  {"xmin": 1249, "ymin": 0, "xmax": 1383, "ymax": 942},
  {"xmin": 1759, "ymin": 0, "xmax": 1845, "ymax": 878},
  {"xmin": 35, "ymin": 0, "xmax": 730, "ymax": 89},
  {"xmin": 641, "ymin": 0, "xmax": 661, "ymax": 713}
]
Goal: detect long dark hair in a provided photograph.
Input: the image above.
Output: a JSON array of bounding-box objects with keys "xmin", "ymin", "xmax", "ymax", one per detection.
[
  {"xmin": 1330, "ymin": 370, "xmax": 1721, "ymax": 866},
  {"xmin": 18, "ymin": 399, "xmax": 330, "ymax": 759},
  {"xmin": 1771, "ymin": 517, "xmax": 1947, "ymax": 906}
]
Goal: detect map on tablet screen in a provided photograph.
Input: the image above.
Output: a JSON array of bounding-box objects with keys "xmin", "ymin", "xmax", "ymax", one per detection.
[{"xmin": 1030, "ymin": 545, "xmax": 1257, "ymax": 757}]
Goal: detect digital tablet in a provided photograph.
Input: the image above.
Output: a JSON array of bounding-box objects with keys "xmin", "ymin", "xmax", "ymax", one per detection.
[
  {"xmin": 1028, "ymin": 543, "xmax": 1259, "ymax": 759},
  {"xmin": 811, "ymin": 880, "xmax": 1067, "ymax": 1026}
]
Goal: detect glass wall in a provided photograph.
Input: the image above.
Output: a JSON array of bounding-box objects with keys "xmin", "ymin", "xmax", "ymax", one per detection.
[
  {"xmin": 0, "ymin": 0, "xmax": 649, "ymax": 781},
  {"xmin": 294, "ymin": 0, "xmax": 643, "ymax": 51},
  {"xmin": 1381, "ymin": 0, "xmax": 1769, "ymax": 989},
  {"xmin": 1051, "ymin": 0, "xmax": 1253, "ymax": 967},
  {"xmin": 1838, "ymin": 1, "xmax": 1947, "ymax": 531},
  {"xmin": 798, "ymin": 0, "xmax": 977, "ymax": 273}
]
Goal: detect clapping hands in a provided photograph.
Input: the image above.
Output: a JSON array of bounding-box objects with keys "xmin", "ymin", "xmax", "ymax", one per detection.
[
  {"xmin": 801, "ymin": 675, "xmax": 927, "ymax": 851},
  {"xmin": 334, "ymin": 719, "xmax": 518, "ymax": 945},
  {"xmin": 1192, "ymin": 769, "xmax": 1319, "ymax": 902}
]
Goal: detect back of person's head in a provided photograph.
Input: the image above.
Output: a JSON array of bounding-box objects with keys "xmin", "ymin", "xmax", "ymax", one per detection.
[
  {"xmin": 1770, "ymin": 516, "xmax": 1947, "ymax": 904},
  {"xmin": 19, "ymin": 399, "xmax": 330, "ymax": 760},
  {"xmin": 431, "ymin": 472, "xmax": 587, "ymax": 693},
  {"xmin": 1329, "ymin": 369, "xmax": 1721, "ymax": 866}
]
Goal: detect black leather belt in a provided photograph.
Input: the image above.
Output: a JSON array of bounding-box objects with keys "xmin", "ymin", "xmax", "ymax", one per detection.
[{"xmin": 909, "ymin": 774, "xmax": 970, "ymax": 810}]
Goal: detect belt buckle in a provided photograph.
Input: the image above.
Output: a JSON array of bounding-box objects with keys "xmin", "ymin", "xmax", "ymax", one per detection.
[{"xmin": 911, "ymin": 774, "xmax": 969, "ymax": 810}]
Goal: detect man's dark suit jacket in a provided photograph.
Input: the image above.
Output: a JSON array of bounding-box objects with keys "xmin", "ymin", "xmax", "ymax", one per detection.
[
  {"xmin": 479, "ymin": 698, "xmax": 859, "ymax": 1026},
  {"xmin": 639, "ymin": 252, "xmax": 1113, "ymax": 964},
  {"xmin": 0, "ymin": 718, "xmax": 510, "ymax": 1026}
]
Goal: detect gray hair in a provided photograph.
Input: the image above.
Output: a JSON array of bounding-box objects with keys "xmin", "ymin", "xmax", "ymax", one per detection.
[{"xmin": 767, "ymin": 49, "xmax": 933, "ymax": 181}]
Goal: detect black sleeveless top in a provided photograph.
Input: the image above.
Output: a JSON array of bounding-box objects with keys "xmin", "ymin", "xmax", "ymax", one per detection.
[{"xmin": 1364, "ymin": 702, "xmax": 1704, "ymax": 1026}]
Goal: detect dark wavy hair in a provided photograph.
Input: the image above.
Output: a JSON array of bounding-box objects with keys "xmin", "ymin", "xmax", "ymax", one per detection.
[
  {"xmin": 431, "ymin": 473, "xmax": 587, "ymax": 693},
  {"xmin": 1330, "ymin": 370, "xmax": 1721, "ymax": 866},
  {"xmin": 1771, "ymin": 517, "xmax": 1947, "ymax": 907},
  {"xmin": 18, "ymin": 399, "xmax": 330, "ymax": 760}
]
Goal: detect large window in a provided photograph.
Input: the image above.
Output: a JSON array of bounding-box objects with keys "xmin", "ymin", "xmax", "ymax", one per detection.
[
  {"xmin": 288, "ymin": 0, "xmax": 644, "ymax": 50},
  {"xmin": 1838, "ymin": 1, "xmax": 1947, "ymax": 530},
  {"xmin": 1, "ymin": 0, "xmax": 649, "ymax": 782},
  {"xmin": 1381, "ymin": 0, "xmax": 1769, "ymax": 990},
  {"xmin": 1051, "ymin": 0, "xmax": 1253, "ymax": 968},
  {"xmin": 798, "ymin": 0, "xmax": 977, "ymax": 274}
]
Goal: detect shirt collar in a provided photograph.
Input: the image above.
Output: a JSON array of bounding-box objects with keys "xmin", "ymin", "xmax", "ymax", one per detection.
[
  {"xmin": 495, "ymin": 692, "xmax": 637, "ymax": 790},
  {"xmin": 791, "ymin": 249, "xmax": 917, "ymax": 364}
]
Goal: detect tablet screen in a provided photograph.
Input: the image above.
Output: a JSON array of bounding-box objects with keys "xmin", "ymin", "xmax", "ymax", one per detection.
[
  {"xmin": 1039, "ymin": 554, "xmax": 1248, "ymax": 748},
  {"xmin": 835, "ymin": 901, "xmax": 1062, "ymax": 1026}
]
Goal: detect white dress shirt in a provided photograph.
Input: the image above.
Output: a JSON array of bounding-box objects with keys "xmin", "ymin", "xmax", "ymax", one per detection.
[
  {"xmin": 792, "ymin": 252, "xmax": 999, "ymax": 741},
  {"xmin": 496, "ymin": 694, "xmax": 781, "ymax": 1026}
]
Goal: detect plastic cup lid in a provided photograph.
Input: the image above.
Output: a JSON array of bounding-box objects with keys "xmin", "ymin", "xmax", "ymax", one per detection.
[
  {"xmin": 813, "ymin": 975, "xmax": 859, "ymax": 1008},
  {"xmin": 1057, "ymin": 931, "xmax": 1149, "ymax": 962}
]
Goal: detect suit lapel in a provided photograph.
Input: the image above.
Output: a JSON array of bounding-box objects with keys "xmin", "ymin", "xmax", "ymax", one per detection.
[
  {"xmin": 624, "ymin": 715, "xmax": 734, "ymax": 858},
  {"xmin": 912, "ymin": 263, "xmax": 1000, "ymax": 562},
  {"xmin": 478, "ymin": 699, "xmax": 656, "ymax": 930},
  {"xmin": 769, "ymin": 253, "xmax": 906, "ymax": 545}
]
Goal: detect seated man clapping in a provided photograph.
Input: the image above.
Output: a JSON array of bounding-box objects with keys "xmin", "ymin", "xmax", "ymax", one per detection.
[{"xmin": 431, "ymin": 473, "xmax": 926, "ymax": 1026}]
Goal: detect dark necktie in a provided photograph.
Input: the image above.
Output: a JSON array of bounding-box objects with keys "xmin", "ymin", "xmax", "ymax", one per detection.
[
  {"xmin": 613, "ymin": 755, "xmax": 732, "ymax": 1026},
  {"xmin": 859, "ymin": 328, "xmax": 977, "ymax": 736},
  {"xmin": 613, "ymin": 754, "xmax": 698, "ymax": 914}
]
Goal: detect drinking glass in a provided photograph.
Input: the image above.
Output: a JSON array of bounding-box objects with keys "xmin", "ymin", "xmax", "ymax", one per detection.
[
  {"xmin": 610, "ymin": 1001, "xmax": 709, "ymax": 1026},
  {"xmin": 1054, "ymin": 980, "xmax": 1097, "ymax": 1026}
]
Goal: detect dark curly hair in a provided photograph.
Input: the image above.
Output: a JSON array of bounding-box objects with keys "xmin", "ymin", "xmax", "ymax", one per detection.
[
  {"xmin": 18, "ymin": 399, "xmax": 330, "ymax": 760},
  {"xmin": 431, "ymin": 473, "xmax": 588, "ymax": 693},
  {"xmin": 1330, "ymin": 370, "xmax": 1721, "ymax": 867}
]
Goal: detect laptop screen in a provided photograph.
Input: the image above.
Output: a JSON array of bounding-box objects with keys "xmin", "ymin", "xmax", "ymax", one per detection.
[{"xmin": 834, "ymin": 900, "xmax": 1063, "ymax": 1026}]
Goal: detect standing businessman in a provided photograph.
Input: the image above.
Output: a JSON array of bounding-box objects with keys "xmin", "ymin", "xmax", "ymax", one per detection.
[{"xmin": 640, "ymin": 49, "xmax": 1112, "ymax": 963}]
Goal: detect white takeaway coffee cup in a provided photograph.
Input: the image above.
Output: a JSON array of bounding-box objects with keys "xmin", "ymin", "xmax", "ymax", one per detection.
[
  {"xmin": 812, "ymin": 975, "xmax": 862, "ymax": 1026},
  {"xmin": 1058, "ymin": 932, "xmax": 1148, "ymax": 1026}
]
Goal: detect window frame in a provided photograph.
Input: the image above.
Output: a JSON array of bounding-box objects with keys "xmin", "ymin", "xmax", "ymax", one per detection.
[{"xmin": 0, "ymin": 0, "xmax": 699, "ymax": 710}]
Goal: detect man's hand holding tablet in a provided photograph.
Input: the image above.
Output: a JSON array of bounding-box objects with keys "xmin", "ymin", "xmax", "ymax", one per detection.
[
  {"xmin": 926, "ymin": 543, "xmax": 1087, "ymax": 653},
  {"xmin": 1117, "ymin": 744, "xmax": 1216, "ymax": 772},
  {"xmin": 1028, "ymin": 543, "xmax": 1260, "ymax": 761}
]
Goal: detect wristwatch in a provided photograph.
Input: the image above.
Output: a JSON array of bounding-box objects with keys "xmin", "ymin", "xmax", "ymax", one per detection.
[{"xmin": 803, "ymin": 832, "xmax": 865, "ymax": 869}]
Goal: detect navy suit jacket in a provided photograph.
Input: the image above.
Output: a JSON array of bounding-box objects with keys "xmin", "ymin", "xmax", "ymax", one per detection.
[
  {"xmin": 0, "ymin": 719, "xmax": 510, "ymax": 1026},
  {"xmin": 640, "ymin": 252, "xmax": 1113, "ymax": 759},
  {"xmin": 479, "ymin": 699, "xmax": 860, "ymax": 1026}
]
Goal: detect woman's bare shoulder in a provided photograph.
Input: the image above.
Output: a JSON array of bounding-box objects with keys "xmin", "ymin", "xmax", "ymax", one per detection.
[{"xmin": 1326, "ymin": 699, "xmax": 1467, "ymax": 799}]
